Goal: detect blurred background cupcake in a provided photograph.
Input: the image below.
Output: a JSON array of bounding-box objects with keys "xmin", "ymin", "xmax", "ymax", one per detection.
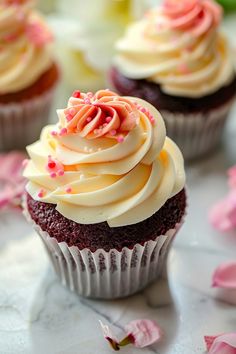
[
  {"xmin": 0, "ymin": 0, "xmax": 59, "ymax": 151},
  {"xmin": 49, "ymin": 0, "xmax": 147, "ymax": 94},
  {"xmin": 110, "ymin": 0, "xmax": 236, "ymax": 160},
  {"xmin": 23, "ymin": 89, "xmax": 186, "ymax": 299}
]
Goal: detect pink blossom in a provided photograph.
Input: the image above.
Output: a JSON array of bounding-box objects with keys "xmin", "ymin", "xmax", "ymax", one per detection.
[
  {"xmin": 209, "ymin": 164, "xmax": 236, "ymax": 233},
  {"xmin": 209, "ymin": 190, "xmax": 236, "ymax": 232},
  {"xmin": 212, "ymin": 261, "xmax": 236, "ymax": 289},
  {"xmin": 0, "ymin": 151, "xmax": 26, "ymax": 210},
  {"xmin": 204, "ymin": 333, "xmax": 236, "ymax": 353}
]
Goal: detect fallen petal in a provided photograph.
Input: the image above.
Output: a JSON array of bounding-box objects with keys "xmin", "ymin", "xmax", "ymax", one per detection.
[
  {"xmin": 209, "ymin": 191, "xmax": 236, "ymax": 232},
  {"xmin": 204, "ymin": 335, "xmax": 221, "ymax": 352},
  {"xmin": 125, "ymin": 319, "xmax": 163, "ymax": 348},
  {"xmin": 212, "ymin": 262, "xmax": 236, "ymax": 289},
  {"xmin": 205, "ymin": 333, "xmax": 236, "ymax": 353}
]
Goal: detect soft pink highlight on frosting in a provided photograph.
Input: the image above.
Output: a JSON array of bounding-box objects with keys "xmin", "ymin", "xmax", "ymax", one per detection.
[
  {"xmin": 63, "ymin": 90, "xmax": 140, "ymax": 140},
  {"xmin": 162, "ymin": 0, "xmax": 222, "ymax": 37}
]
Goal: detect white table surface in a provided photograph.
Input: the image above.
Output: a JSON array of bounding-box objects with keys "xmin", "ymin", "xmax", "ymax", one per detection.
[{"xmin": 1, "ymin": 14, "xmax": 236, "ymax": 354}]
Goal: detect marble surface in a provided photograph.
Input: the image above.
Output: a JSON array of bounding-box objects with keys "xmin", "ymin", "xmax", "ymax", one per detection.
[
  {"xmin": 0, "ymin": 107, "xmax": 236, "ymax": 354},
  {"xmin": 1, "ymin": 13, "xmax": 236, "ymax": 354}
]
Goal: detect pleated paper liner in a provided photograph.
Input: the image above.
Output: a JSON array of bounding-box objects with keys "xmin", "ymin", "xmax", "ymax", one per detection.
[{"xmin": 24, "ymin": 201, "xmax": 186, "ymax": 299}]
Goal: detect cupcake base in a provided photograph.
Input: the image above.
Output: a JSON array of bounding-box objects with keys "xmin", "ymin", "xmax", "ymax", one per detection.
[
  {"xmin": 161, "ymin": 99, "xmax": 235, "ymax": 161},
  {"xmin": 24, "ymin": 190, "xmax": 186, "ymax": 299},
  {"xmin": 24, "ymin": 206, "xmax": 185, "ymax": 299},
  {"xmin": 0, "ymin": 63, "xmax": 59, "ymax": 151},
  {"xmin": 110, "ymin": 68, "xmax": 236, "ymax": 160}
]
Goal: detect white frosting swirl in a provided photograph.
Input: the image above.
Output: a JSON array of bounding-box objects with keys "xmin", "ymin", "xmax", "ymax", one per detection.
[
  {"xmin": 24, "ymin": 90, "xmax": 185, "ymax": 227},
  {"xmin": 0, "ymin": 1, "xmax": 53, "ymax": 94},
  {"xmin": 114, "ymin": 1, "xmax": 235, "ymax": 98}
]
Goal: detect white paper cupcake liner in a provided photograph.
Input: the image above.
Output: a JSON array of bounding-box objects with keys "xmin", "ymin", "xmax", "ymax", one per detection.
[
  {"xmin": 161, "ymin": 98, "xmax": 235, "ymax": 161},
  {"xmin": 23, "ymin": 202, "xmax": 185, "ymax": 299},
  {"xmin": 0, "ymin": 85, "xmax": 57, "ymax": 152}
]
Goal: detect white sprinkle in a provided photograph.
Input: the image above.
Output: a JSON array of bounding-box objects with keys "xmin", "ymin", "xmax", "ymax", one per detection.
[
  {"xmin": 80, "ymin": 174, "xmax": 85, "ymax": 180},
  {"xmin": 84, "ymin": 146, "xmax": 89, "ymax": 152},
  {"xmin": 89, "ymin": 148, "xmax": 93, "ymax": 153}
]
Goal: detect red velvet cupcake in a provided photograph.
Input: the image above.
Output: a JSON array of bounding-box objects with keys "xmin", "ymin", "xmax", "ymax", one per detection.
[
  {"xmin": 23, "ymin": 89, "xmax": 186, "ymax": 299},
  {"xmin": 0, "ymin": 0, "xmax": 59, "ymax": 151},
  {"xmin": 111, "ymin": 0, "xmax": 236, "ymax": 160}
]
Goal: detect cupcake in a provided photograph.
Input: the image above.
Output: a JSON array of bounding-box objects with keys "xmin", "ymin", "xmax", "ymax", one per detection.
[
  {"xmin": 23, "ymin": 89, "xmax": 186, "ymax": 299},
  {"xmin": 0, "ymin": 0, "xmax": 59, "ymax": 151},
  {"xmin": 111, "ymin": 0, "xmax": 236, "ymax": 160}
]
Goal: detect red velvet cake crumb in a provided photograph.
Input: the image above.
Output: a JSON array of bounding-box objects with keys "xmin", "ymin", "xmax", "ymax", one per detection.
[
  {"xmin": 110, "ymin": 67, "xmax": 236, "ymax": 114},
  {"xmin": 0, "ymin": 63, "xmax": 59, "ymax": 104},
  {"xmin": 26, "ymin": 189, "xmax": 186, "ymax": 252}
]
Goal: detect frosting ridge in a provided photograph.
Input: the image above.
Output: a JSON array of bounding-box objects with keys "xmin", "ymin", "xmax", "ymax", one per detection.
[
  {"xmin": 0, "ymin": 0, "xmax": 53, "ymax": 93},
  {"xmin": 24, "ymin": 89, "xmax": 185, "ymax": 227},
  {"xmin": 114, "ymin": 0, "xmax": 235, "ymax": 98}
]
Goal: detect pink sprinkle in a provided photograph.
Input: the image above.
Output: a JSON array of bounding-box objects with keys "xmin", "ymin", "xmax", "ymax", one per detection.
[
  {"xmin": 66, "ymin": 187, "xmax": 72, "ymax": 193},
  {"xmin": 141, "ymin": 107, "xmax": 146, "ymax": 113},
  {"xmin": 87, "ymin": 117, "xmax": 92, "ymax": 122},
  {"xmin": 103, "ymin": 123, "xmax": 107, "ymax": 127},
  {"xmin": 59, "ymin": 128, "xmax": 68, "ymax": 136},
  {"xmin": 117, "ymin": 135, "xmax": 124, "ymax": 143},
  {"xmin": 87, "ymin": 92, "xmax": 93, "ymax": 98},
  {"xmin": 51, "ymin": 131, "xmax": 58, "ymax": 136},
  {"xmin": 50, "ymin": 172, "xmax": 57, "ymax": 178},
  {"xmin": 69, "ymin": 108, "xmax": 76, "ymax": 116},
  {"xmin": 38, "ymin": 189, "xmax": 45, "ymax": 198},
  {"xmin": 178, "ymin": 63, "xmax": 189, "ymax": 74},
  {"xmin": 110, "ymin": 129, "xmax": 117, "ymax": 136},
  {"xmin": 84, "ymin": 98, "xmax": 91, "ymax": 104},
  {"xmin": 66, "ymin": 114, "xmax": 73, "ymax": 122},
  {"xmin": 150, "ymin": 116, "xmax": 155, "ymax": 124},
  {"xmin": 72, "ymin": 90, "xmax": 81, "ymax": 98},
  {"xmin": 58, "ymin": 170, "xmax": 64, "ymax": 176},
  {"xmin": 106, "ymin": 116, "xmax": 112, "ymax": 123}
]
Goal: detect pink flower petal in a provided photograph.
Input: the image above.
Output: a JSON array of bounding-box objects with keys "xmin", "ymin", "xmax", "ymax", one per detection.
[
  {"xmin": 205, "ymin": 333, "xmax": 236, "ymax": 353},
  {"xmin": 228, "ymin": 166, "xmax": 236, "ymax": 189},
  {"xmin": 125, "ymin": 319, "xmax": 163, "ymax": 348},
  {"xmin": 204, "ymin": 335, "xmax": 220, "ymax": 352},
  {"xmin": 209, "ymin": 191, "xmax": 236, "ymax": 232},
  {"xmin": 0, "ymin": 151, "xmax": 26, "ymax": 210},
  {"xmin": 212, "ymin": 262, "xmax": 236, "ymax": 289}
]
